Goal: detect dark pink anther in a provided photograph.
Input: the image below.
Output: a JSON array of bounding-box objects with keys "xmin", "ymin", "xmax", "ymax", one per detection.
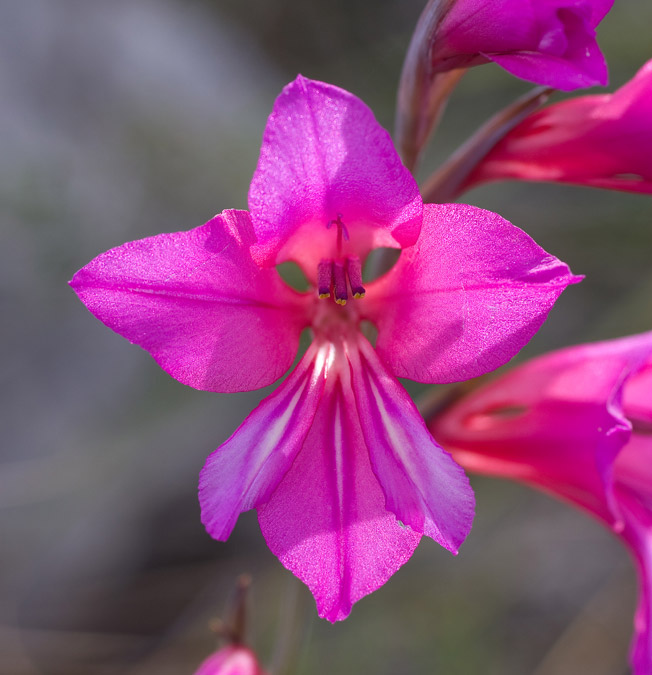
[
  {"xmin": 347, "ymin": 256, "xmax": 365, "ymax": 299},
  {"xmin": 333, "ymin": 260, "xmax": 348, "ymax": 305},
  {"xmin": 318, "ymin": 260, "xmax": 333, "ymax": 299}
]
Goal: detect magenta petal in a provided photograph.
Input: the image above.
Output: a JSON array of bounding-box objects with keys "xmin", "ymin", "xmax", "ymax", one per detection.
[
  {"xmin": 364, "ymin": 203, "xmax": 580, "ymax": 384},
  {"xmin": 258, "ymin": 347, "xmax": 421, "ymax": 622},
  {"xmin": 619, "ymin": 479, "xmax": 652, "ymax": 674},
  {"xmin": 199, "ymin": 342, "xmax": 328, "ymax": 541},
  {"xmin": 490, "ymin": 47, "xmax": 607, "ymax": 91},
  {"xmin": 248, "ymin": 76, "xmax": 422, "ymax": 273},
  {"xmin": 463, "ymin": 60, "xmax": 652, "ymax": 195},
  {"xmin": 348, "ymin": 336, "xmax": 475, "ymax": 553},
  {"xmin": 70, "ymin": 210, "xmax": 308, "ymax": 393}
]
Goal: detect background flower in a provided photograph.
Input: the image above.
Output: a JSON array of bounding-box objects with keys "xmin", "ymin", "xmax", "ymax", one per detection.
[{"xmin": 428, "ymin": 332, "xmax": 652, "ymax": 674}]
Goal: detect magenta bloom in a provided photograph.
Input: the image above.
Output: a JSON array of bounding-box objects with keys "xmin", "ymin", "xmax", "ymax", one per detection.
[
  {"xmin": 195, "ymin": 646, "xmax": 267, "ymax": 675},
  {"xmin": 461, "ymin": 59, "xmax": 652, "ymax": 195},
  {"xmin": 429, "ymin": 332, "xmax": 652, "ymax": 674},
  {"xmin": 431, "ymin": 0, "xmax": 611, "ymax": 90},
  {"xmin": 70, "ymin": 76, "xmax": 579, "ymax": 620}
]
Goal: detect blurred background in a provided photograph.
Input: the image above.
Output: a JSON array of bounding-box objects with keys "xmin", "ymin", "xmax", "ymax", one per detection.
[{"xmin": 1, "ymin": 1, "xmax": 651, "ymax": 673}]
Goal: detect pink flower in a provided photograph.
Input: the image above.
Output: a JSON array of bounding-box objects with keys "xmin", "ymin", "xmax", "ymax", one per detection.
[
  {"xmin": 460, "ymin": 59, "xmax": 652, "ymax": 195},
  {"xmin": 70, "ymin": 76, "xmax": 579, "ymax": 621},
  {"xmin": 194, "ymin": 645, "xmax": 267, "ymax": 675},
  {"xmin": 429, "ymin": 332, "xmax": 652, "ymax": 674},
  {"xmin": 431, "ymin": 0, "xmax": 612, "ymax": 90}
]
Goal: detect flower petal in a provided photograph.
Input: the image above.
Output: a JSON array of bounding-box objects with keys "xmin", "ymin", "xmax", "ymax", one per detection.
[
  {"xmin": 199, "ymin": 342, "xmax": 328, "ymax": 541},
  {"xmin": 70, "ymin": 210, "xmax": 308, "ymax": 392},
  {"xmin": 462, "ymin": 60, "xmax": 652, "ymax": 195},
  {"xmin": 364, "ymin": 203, "xmax": 581, "ymax": 384},
  {"xmin": 258, "ymin": 340, "xmax": 421, "ymax": 622},
  {"xmin": 618, "ymin": 471, "xmax": 652, "ymax": 675},
  {"xmin": 248, "ymin": 76, "xmax": 422, "ymax": 273},
  {"xmin": 348, "ymin": 335, "xmax": 475, "ymax": 554}
]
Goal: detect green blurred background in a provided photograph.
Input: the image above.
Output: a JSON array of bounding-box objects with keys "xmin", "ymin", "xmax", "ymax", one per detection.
[{"xmin": 1, "ymin": 1, "xmax": 651, "ymax": 673}]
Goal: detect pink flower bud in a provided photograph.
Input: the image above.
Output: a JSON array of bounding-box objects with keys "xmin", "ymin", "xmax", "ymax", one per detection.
[{"xmin": 194, "ymin": 645, "xmax": 267, "ymax": 675}]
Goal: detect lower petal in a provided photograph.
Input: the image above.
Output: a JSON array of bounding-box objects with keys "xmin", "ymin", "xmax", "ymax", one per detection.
[
  {"xmin": 258, "ymin": 362, "xmax": 421, "ymax": 622},
  {"xmin": 348, "ymin": 336, "xmax": 475, "ymax": 554},
  {"xmin": 199, "ymin": 342, "xmax": 328, "ymax": 541}
]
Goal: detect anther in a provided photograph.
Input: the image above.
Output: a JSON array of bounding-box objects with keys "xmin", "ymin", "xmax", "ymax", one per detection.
[
  {"xmin": 347, "ymin": 256, "xmax": 365, "ymax": 299},
  {"xmin": 333, "ymin": 261, "xmax": 348, "ymax": 305},
  {"xmin": 317, "ymin": 260, "xmax": 333, "ymax": 298}
]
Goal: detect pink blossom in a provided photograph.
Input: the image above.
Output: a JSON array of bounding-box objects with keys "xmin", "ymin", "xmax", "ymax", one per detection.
[
  {"xmin": 431, "ymin": 0, "xmax": 612, "ymax": 90},
  {"xmin": 429, "ymin": 332, "xmax": 652, "ymax": 674},
  {"xmin": 70, "ymin": 76, "xmax": 579, "ymax": 621},
  {"xmin": 194, "ymin": 645, "xmax": 267, "ymax": 675},
  {"xmin": 460, "ymin": 59, "xmax": 652, "ymax": 195}
]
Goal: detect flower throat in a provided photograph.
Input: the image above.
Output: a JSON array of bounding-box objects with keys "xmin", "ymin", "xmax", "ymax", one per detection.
[{"xmin": 317, "ymin": 214, "xmax": 366, "ymax": 305}]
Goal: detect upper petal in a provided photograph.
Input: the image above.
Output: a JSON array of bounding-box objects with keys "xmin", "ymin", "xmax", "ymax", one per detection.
[
  {"xmin": 363, "ymin": 203, "xmax": 581, "ymax": 384},
  {"xmin": 348, "ymin": 334, "xmax": 475, "ymax": 553},
  {"xmin": 248, "ymin": 76, "xmax": 422, "ymax": 274},
  {"xmin": 258, "ymin": 341, "xmax": 421, "ymax": 622},
  {"xmin": 70, "ymin": 210, "xmax": 308, "ymax": 392},
  {"xmin": 199, "ymin": 341, "xmax": 328, "ymax": 541}
]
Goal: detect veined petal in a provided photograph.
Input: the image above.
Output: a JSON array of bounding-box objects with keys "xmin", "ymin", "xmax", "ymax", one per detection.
[
  {"xmin": 70, "ymin": 210, "xmax": 308, "ymax": 392},
  {"xmin": 348, "ymin": 335, "xmax": 474, "ymax": 554},
  {"xmin": 248, "ymin": 76, "xmax": 422, "ymax": 274},
  {"xmin": 199, "ymin": 342, "xmax": 329, "ymax": 541},
  {"xmin": 258, "ymin": 342, "xmax": 421, "ymax": 622},
  {"xmin": 363, "ymin": 203, "xmax": 580, "ymax": 384}
]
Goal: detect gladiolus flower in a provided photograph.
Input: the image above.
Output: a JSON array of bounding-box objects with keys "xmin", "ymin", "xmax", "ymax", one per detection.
[
  {"xmin": 195, "ymin": 646, "xmax": 267, "ymax": 675},
  {"xmin": 70, "ymin": 76, "xmax": 579, "ymax": 621},
  {"xmin": 431, "ymin": 0, "xmax": 612, "ymax": 90},
  {"xmin": 429, "ymin": 332, "xmax": 652, "ymax": 674}
]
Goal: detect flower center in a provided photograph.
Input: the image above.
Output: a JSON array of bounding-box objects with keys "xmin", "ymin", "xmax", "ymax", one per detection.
[{"xmin": 316, "ymin": 214, "xmax": 366, "ymax": 305}]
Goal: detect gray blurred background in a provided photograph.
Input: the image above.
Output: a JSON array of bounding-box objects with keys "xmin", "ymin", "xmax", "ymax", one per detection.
[{"xmin": 1, "ymin": 1, "xmax": 651, "ymax": 673}]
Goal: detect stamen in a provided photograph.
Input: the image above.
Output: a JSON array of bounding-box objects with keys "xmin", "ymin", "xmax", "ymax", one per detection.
[
  {"xmin": 333, "ymin": 260, "xmax": 348, "ymax": 305},
  {"xmin": 317, "ymin": 260, "xmax": 333, "ymax": 299},
  {"xmin": 347, "ymin": 256, "xmax": 366, "ymax": 299}
]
